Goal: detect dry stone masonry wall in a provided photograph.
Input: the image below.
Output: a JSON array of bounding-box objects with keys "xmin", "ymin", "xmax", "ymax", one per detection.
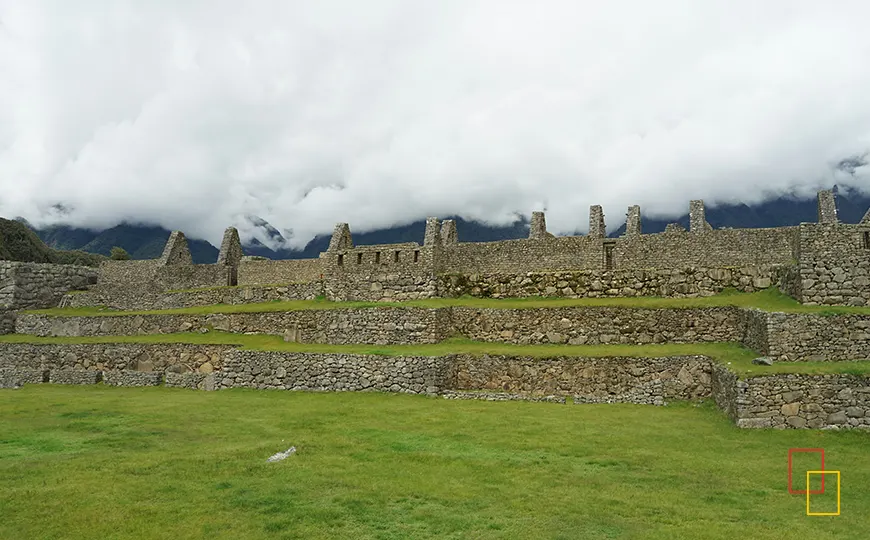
[
  {"xmin": 438, "ymin": 266, "xmax": 781, "ymax": 299},
  {"xmin": 15, "ymin": 308, "xmax": 452, "ymax": 345},
  {"xmin": 62, "ymin": 282, "xmax": 322, "ymax": 311},
  {"xmin": 794, "ymin": 223, "xmax": 870, "ymax": 306},
  {"xmin": 0, "ymin": 343, "xmax": 231, "ymax": 373},
  {"xmin": 14, "ymin": 305, "xmax": 870, "ymax": 362},
  {"xmin": 450, "ymin": 307, "xmax": 742, "ymax": 345},
  {"xmin": 449, "ymin": 354, "xmax": 712, "ymax": 404},
  {"xmin": 67, "ymin": 192, "xmax": 868, "ymax": 307},
  {"xmin": 221, "ymin": 350, "xmax": 448, "ymax": 394},
  {"xmin": 712, "ymin": 365, "xmax": 870, "ymax": 429},
  {"xmin": 0, "ymin": 262, "xmax": 97, "ymax": 309},
  {"xmin": 759, "ymin": 312, "xmax": 870, "ymax": 361}
]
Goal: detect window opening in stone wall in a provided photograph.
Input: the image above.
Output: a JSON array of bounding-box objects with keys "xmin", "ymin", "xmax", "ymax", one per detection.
[
  {"xmin": 414, "ymin": 250, "xmax": 420, "ymax": 262},
  {"xmin": 356, "ymin": 253, "xmax": 363, "ymax": 264},
  {"xmin": 864, "ymin": 231, "xmax": 870, "ymax": 249},
  {"xmin": 604, "ymin": 243, "xmax": 615, "ymax": 270},
  {"xmin": 375, "ymin": 251, "xmax": 381, "ymax": 264},
  {"xmin": 394, "ymin": 251, "xmax": 400, "ymax": 263},
  {"xmin": 337, "ymin": 254, "xmax": 344, "ymax": 266}
]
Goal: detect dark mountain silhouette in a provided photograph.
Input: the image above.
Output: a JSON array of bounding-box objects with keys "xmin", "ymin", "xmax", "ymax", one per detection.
[{"xmin": 12, "ymin": 187, "xmax": 870, "ymax": 264}]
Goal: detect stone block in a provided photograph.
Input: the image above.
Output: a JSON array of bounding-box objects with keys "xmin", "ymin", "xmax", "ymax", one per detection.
[{"xmin": 781, "ymin": 402, "xmax": 800, "ymax": 416}]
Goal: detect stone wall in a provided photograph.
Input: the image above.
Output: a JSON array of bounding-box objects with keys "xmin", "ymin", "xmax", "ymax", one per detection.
[
  {"xmin": 321, "ymin": 243, "xmax": 440, "ymax": 301},
  {"xmin": 0, "ymin": 367, "xmax": 45, "ymax": 388},
  {"xmin": 95, "ymin": 260, "xmax": 229, "ymax": 294},
  {"xmin": 0, "ymin": 310, "xmax": 15, "ymax": 334},
  {"xmin": 613, "ymin": 227, "xmax": 797, "ymax": 270},
  {"xmin": 711, "ymin": 364, "xmax": 740, "ymax": 422},
  {"xmin": 62, "ymin": 282, "xmax": 323, "ymax": 310},
  {"xmin": 711, "ymin": 367, "xmax": 870, "ymax": 429},
  {"xmin": 237, "ymin": 258, "xmax": 323, "ymax": 286},
  {"xmin": 450, "ymin": 307, "xmax": 742, "ymax": 345},
  {"xmin": 795, "ymin": 223, "xmax": 870, "ymax": 306},
  {"xmin": 325, "ymin": 272, "xmax": 439, "ymax": 302},
  {"xmin": 442, "ymin": 237, "xmax": 601, "ymax": 274},
  {"xmin": 738, "ymin": 309, "xmax": 769, "ymax": 355},
  {"xmin": 438, "ymin": 266, "xmax": 782, "ymax": 299},
  {"xmin": 16, "ymin": 306, "xmax": 741, "ymax": 347},
  {"xmin": 219, "ymin": 350, "xmax": 448, "ymax": 393},
  {"xmin": 0, "ymin": 342, "xmax": 231, "ymax": 373},
  {"xmin": 449, "ymin": 354, "xmax": 712, "ymax": 404},
  {"xmin": 0, "ymin": 261, "xmax": 98, "ymax": 309},
  {"xmin": 760, "ymin": 312, "xmax": 870, "ymax": 361},
  {"xmin": 15, "ymin": 308, "xmax": 453, "ymax": 345},
  {"xmin": 95, "ymin": 260, "xmax": 160, "ymax": 290}
]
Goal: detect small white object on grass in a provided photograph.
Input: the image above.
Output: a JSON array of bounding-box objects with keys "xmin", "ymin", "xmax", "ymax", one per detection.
[{"xmin": 266, "ymin": 446, "xmax": 297, "ymax": 462}]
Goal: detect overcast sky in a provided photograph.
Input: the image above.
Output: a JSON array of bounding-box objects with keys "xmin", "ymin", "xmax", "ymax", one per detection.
[{"xmin": 1, "ymin": 0, "xmax": 869, "ymax": 249}]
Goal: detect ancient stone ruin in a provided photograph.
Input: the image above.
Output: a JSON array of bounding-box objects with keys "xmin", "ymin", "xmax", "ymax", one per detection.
[{"xmin": 1, "ymin": 189, "xmax": 869, "ymax": 430}]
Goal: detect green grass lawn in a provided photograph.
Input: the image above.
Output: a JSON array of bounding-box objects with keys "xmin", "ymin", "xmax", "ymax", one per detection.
[
  {"xmin": 2, "ymin": 333, "xmax": 870, "ymax": 378},
  {"xmin": 26, "ymin": 287, "xmax": 870, "ymax": 317},
  {"xmin": 0, "ymin": 386, "xmax": 867, "ymax": 539}
]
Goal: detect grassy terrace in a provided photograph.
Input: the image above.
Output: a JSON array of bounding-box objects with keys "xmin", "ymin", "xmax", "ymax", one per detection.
[
  {"xmin": 23, "ymin": 287, "xmax": 870, "ymax": 317},
  {"xmin": 2, "ymin": 333, "xmax": 870, "ymax": 378},
  {"xmin": 1, "ymin": 387, "xmax": 868, "ymax": 539}
]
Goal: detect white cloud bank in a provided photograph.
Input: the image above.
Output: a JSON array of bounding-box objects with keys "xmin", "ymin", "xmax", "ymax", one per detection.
[{"xmin": 1, "ymin": 0, "xmax": 870, "ymax": 248}]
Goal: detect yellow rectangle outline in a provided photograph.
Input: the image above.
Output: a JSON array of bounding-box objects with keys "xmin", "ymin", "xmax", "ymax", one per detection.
[{"xmin": 806, "ymin": 470, "xmax": 840, "ymax": 516}]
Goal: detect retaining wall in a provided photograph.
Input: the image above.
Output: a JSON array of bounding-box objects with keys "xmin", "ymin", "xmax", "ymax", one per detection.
[
  {"xmin": 712, "ymin": 365, "xmax": 870, "ymax": 429},
  {"xmin": 14, "ymin": 308, "xmax": 452, "ymax": 345},
  {"xmin": 438, "ymin": 266, "xmax": 782, "ymax": 299},
  {"xmin": 61, "ymin": 282, "xmax": 323, "ymax": 310},
  {"xmin": 451, "ymin": 306, "xmax": 742, "ymax": 345}
]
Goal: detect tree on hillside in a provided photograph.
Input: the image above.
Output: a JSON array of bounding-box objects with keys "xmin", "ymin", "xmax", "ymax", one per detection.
[{"xmin": 110, "ymin": 246, "xmax": 131, "ymax": 260}]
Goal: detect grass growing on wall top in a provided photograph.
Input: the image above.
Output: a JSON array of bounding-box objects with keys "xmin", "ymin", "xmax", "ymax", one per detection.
[
  {"xmin": 25, "ymin": 287, "xmax": 870, "ymax": 317},
  {"xmin": 1, "ymin": 386, "xmax": 869, "ymax": 539},
  {"xmin": 2, "ymin": 332, "xmax": 869, "ymax": 377}
]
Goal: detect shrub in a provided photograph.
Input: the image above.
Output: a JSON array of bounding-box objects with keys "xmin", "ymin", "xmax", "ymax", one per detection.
[{"xmin": 110, "ymin": 246, "xmax": 131, "ymax": 260}]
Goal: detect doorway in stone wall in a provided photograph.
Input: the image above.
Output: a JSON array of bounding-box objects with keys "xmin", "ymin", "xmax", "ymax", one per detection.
[
  {"xmin": 604, "ymin": 242, "xmax": 615, "ymax": 270},
  {"xmin": 228, "ymin": 266, "xmax": 238, "ymax": 286}
]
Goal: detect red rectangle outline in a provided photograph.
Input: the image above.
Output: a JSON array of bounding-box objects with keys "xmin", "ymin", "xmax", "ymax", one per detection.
[{"xmin": 788, "ymin": 448, "xmax": 825, "ymax": 495}]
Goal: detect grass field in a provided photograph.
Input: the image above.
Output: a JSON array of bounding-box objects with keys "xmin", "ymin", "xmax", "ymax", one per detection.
[
  {"xmin": 3, "ymin": 334, "xmax": 870, "ymax": 378},
  {"xmin": 0, "ymin": 386, "xmax": 867, "ymax": 539},
  {"xmin": 25, "ymin": 287, "xmax": 870, "ymax": 317}
]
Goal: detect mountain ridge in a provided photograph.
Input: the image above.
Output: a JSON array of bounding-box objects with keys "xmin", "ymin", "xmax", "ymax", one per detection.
[{"xmin": 13, "ymin": 188, "xmax": 870, "ymax": 264}]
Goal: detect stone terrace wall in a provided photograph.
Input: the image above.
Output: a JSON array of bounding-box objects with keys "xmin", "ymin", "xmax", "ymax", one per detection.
[
  {"xmin": 15, "ymin": 308, "xmax": 453, "ymax": 345},
  {"xmin": 237, "ymin": 258, "xmax": 323, "ymax": 286},
  {"xmin": 438, "ymin": 266, "xmax": 782, "ymax": 299},
  {"xmin": 796, "ymin": 223, "xmax": 870, "ymax": 306},
  {"xmin": 17, "ymin": 304, "xmax": 870, "ymax": 361},
  {"xmin": 450, "ymin": 307, "xmax": 742, "ymax": 345},
  {"xmin": 62, "ymin": 282, "xmax": 323, "ymax": 310},
  {"xmin": 220, "ymin": 350, "xmax": 448, "ymax": 393},
  {"xmin": 0, "ymin": 343, "xmax": 231, "ymax": 373},
  {"xmin": 16, "ymin": 306, "xmax": 742, "ymax": 347},
  {"xmin": 0, "ymin": 262, "xmax": 98, "ymax": 309},
  {"xmin": 712, "ymin": 367, "xmax": 870, "ymax": 429},
  {"xmin": 760, "ymin": 312, "xmax": 870, "ymax": 361},
  {"xmin": 449, "ymin": 354, "xmax": 712, "ymax": 403}
]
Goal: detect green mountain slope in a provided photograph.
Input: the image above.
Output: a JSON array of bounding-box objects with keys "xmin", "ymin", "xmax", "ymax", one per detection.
[{"xmin": 0, "ymin": 218, "xmax": 105, "ymax": 266}]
